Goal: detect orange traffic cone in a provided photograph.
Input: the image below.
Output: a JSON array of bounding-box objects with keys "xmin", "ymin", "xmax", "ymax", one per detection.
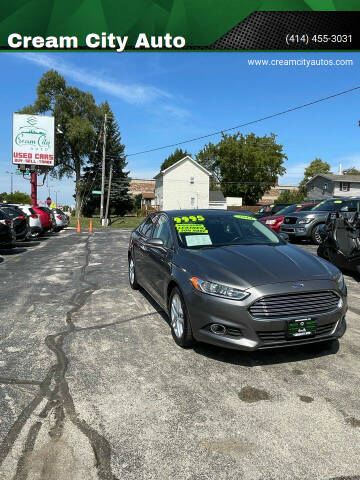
[
  {"xmin": 77, "ymin": 219, "xmax": 81, "ymax": 233},
  {"xmin": 89, "ymin": 220, "xmax": 93, "ymax": 233}
]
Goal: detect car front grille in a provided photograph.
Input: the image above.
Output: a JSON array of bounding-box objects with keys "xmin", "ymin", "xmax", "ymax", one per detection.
[
  {"xmin": 257, "ymin": 321, "xmax": 337, "ymax": 343},
  {"xmin": 249, "ymin": 291, "xmax": 340, "ymax": 319},
  {"xmin": 283, "ymin": 216, "xmax": 298, "ymax": 225}
]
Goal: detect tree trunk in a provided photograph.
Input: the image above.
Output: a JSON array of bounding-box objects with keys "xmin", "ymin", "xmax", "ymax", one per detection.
[{"xmin": 75, "ymin": 161, "xmax": 82, "ymax": 218}]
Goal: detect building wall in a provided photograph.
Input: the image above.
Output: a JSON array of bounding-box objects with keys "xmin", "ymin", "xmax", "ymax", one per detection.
[
  {"xmin": 155, "ymin": 177, "xmax": 163, "ymax": 208},
  {"xmin": 259, "ymin": 185, "xmax": 298, "ymax": 204},
  {"xmin": 307, "ymin": 177, "xmax": 335, "ymax": 200},
  {"xmin": 161, "ymin": 159, "xmax": 210, "ymax": 210},
  {"xmin": 333, "ymin": 181, "xmax": 360, "ymax": 197}
]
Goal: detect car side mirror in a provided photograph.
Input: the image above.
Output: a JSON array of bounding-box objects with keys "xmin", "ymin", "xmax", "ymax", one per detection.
[
  {"xmin": 147, "ymin": 238, "xmax": 164, "ymax": 248},
  {"xmin": 278, "ymin": 233, "xmax": 289, "ymax": 243}
]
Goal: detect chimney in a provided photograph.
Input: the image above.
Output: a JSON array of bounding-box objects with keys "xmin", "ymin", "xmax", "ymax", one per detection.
[{"xmin": 339, "ymin": 163, "xmax": 342, "ymax": 175}]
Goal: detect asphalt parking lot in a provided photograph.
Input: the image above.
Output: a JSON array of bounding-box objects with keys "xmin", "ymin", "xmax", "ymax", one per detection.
[{"xmin": 0, "ymin": 229, "xmax": 360, "ymax": 480}]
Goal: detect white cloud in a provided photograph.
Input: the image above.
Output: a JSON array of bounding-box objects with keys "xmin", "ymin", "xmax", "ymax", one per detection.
[{"xmin": 11, "ymin": 53, "xmax": 171, "ymax": 105}]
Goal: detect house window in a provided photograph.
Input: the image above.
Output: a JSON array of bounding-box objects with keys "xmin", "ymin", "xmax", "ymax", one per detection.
[
  {"xmin": 190, "ymin": 176, "xmax": 194, "ymax": 184},
  {"xmin": 340, "ymin": 182, "xmax": 350, "ymax": 192},
  {"xmin": 190, "ymin": 197, "xmax": 195, "ymax": 207},
  {"xmin": 323, "ymin": 183, "xmax": 328, "ymax": 190}
]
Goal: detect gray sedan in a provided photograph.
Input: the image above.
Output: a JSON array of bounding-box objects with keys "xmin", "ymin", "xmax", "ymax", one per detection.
[{"xmin": 128, "ymin": 210, "xmax": 347, "ymax": 351}]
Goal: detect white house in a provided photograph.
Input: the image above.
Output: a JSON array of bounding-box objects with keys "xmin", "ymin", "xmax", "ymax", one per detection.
[{"xmin": 154, "ymin": 156, "xmax": 211, "ymax": 210}]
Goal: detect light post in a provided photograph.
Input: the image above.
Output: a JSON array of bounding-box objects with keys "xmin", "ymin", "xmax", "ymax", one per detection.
[
  {"xmin": 54, "ymin": 190, "xmax": 60, "ymax": 207},
  {"xmin": 5, "ymin": 171, "xmax": 14, "ymax": 194}
]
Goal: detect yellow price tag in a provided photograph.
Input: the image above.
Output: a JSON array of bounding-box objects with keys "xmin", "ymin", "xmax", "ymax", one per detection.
[{"xmin": 234, "ymin": 215, "xmax": 256, "ymax": 221}]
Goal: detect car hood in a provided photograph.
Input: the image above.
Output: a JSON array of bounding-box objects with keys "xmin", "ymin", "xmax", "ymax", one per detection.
[
  {"xmin": 284, "ymin": 210, "xmax": 327, "ymax": 218},
  {"xmin": 180, "ymin": 243, "xmax": 337, "ymax": 289},
  {"xmin": 260, "ymin": 214, "xmax": 284, "ymax": 221}
]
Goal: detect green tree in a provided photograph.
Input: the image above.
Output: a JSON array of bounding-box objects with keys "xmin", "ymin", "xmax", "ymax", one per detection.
[
  {"xmin": 0, "ymin": 191, "xmax": 31, "ymax": 204},
  {"xmin": 275, "ymin": 190, "xmax": 305, "ymax": 204},
  {"xmin": 299, "ymin": 158, "xmax": 331, "ymax": 195},
  {"xmin": 20, "ymin": 70, "xmax": 100, "ymax": 217},
  {"xmin": 160, "ymin": 148, "xmax": 191, "ymax": 171},
  {"xmin": 343, "ymin": 166, "xmax": 360, "ymax": 175},
  {"xmin": 197, "ymin": 133, "xmax": 286, "ymax": 205},
  {"xmin": 81, "ymin": 102, "xmax": 132, "ymax": 218}
]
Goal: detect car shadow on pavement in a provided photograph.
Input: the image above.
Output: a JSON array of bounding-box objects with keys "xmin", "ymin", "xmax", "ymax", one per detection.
[
  {"xmin": 0, "ymin": 248, "xmax": 27, "ymax": 256},
  {"xmin": 194, "ymin": 339, "xmax": 339, "ymax": 367},
  {"xmin": 15, "ymin": 241, "xmax": 41, "ymax": 248}
]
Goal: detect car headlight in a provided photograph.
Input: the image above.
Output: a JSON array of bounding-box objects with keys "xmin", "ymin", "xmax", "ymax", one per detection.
[
  {"xmin": 297, "ymin": 218, "xmax": 313, "ymax": 224},
  {"xmin": 334, "ymin": 272, "xmax": 346, "ymax": 292},
  {"xmin": 265, "ymin": 219, "xmax": 276, "ymax": 225},
  {"xmin": 190, "ymin": 277, "xmax": 249, "ymax": 300}
]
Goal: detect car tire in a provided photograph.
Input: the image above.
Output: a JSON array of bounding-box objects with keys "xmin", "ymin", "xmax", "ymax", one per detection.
[
  {"xmin": 169, "ymin": 287, "xmax": 194, "ymax": 348},
  {"xmin": 311, "ymin": 224, "xmax": 324, "ymax": 245},
  {"xmin": 128, "ymin": 256, "xmax": 139, "ymax": 290}
]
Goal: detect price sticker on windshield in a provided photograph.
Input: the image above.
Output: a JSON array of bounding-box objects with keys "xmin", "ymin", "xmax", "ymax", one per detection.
[
  {"xmin": 175, "ymin": 223, "xmax": 208, "ymax": 233},
  {"xmin": 173, "ymin": 215, "xmax": 205, "ymax": 223},
  {"xmin": 233, "ymin": 215, "xmax": 256, "ymax": 221}
]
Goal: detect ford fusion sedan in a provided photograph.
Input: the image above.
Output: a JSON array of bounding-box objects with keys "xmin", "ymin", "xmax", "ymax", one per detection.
[
  {"xmin": 280, "ymin": 198, "xmax": 360, "ymax": 244},
  {"xmin": 128, "ymin": 210, "xmax": 347, "ymax": 351},
  {"xmin": 259, "ymin": 203, "xmax": 316, "ymax": 233}
]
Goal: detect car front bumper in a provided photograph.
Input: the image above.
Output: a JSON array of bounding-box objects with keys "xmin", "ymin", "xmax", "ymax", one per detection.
[
  {"xmin": 279, "ymin": 224, "xmax": 313, "ymax": 238},
  {"xmin": 183, "ymin": 279, "xmax": 347, "ymax": 351}
]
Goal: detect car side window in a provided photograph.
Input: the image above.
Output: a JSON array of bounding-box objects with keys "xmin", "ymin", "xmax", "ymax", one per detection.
[
  {"xmin": 140, "ymin": 215, "xmax": 155, "ymax": 238},
  {"xmin": 152, "ymin": 215, "xmax": 173, "ymax": 248}
]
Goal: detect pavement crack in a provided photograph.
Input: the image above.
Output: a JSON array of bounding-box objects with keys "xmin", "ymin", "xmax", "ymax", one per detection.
[{"xmin": 1, "ymin": 236, "xmax": 117, "ymax": 480}]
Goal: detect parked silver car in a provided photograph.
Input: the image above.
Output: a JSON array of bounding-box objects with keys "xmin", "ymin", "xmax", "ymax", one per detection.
[
  {"xmin": 128, "ymin": 210, "xmax": 347, "ymax": 351},
  {"xmin": 51, "ymin": 208, "xmax": 68, "ymax": 231},
  {"xmin": 17, "ymin": 204, "xmax": 43, "ymax": 238}
]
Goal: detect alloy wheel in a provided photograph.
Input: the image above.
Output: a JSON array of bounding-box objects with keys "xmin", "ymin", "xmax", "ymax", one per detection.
[
  {"xmin": 171, "ymin": 293, "xmax": 184, "ymax": 338},
  {"xmin": 129, "ymin": 258, "xmax": 135, "ymax": 285}
]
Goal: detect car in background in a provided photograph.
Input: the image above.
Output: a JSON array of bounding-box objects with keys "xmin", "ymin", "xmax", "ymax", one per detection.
[
  {"xmin": 32, "ymin": 206, "xmax": 53, "ymax": 233},
  {"xmin": 254, "ymin": 203, "xmax": 292, "ymax": 219},
  {"xmin": 128, "ymin": 209, "xmax": 347, "ymax": 351},
  {"xmin": 51, "ymin": 208, "xmax": 68, "ymax": 231},
  {"xmin": 0, "ymin": 205, "xmax": 30, "ymax": 241},
  {"xmin": 13, "ymin": 204, "xmax": 43, "ymax": 238},
  {"xmin": 279, "ymin": 197, "xmax": 360, "ymax": 244},
  {"xmin": 259, "ymin": 203, "xmax": 316, "ymax": 233},
  {"xmin": 0, "ymin": 209, "xmax": 16, "ymax": 248}
]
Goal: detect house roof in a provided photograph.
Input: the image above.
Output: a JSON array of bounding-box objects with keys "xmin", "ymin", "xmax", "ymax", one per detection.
[
  {"xmin": 154, "ymin": 156, "xmax": 212, "ymax": 179},
  {"xmin": 306, "ymin": 173, "xmax": 360, "ymax": 185},
  {"xmin": 142, "ymin": 192, "xmax": 155, "ymax": 199},
  {"xmin": 209, "ymin": 190, "xmax": 225, "ymax": 202}
]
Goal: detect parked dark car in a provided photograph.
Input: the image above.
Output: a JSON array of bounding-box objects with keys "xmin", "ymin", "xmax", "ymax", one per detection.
[
  {"xmin": 279, "ymin": 198, "xmax": 360, "ymax": 244},
  {"xmin": 254, "ymin": 203, "xmax": 292, "ymax": 219},
  {"xmin": 128, "ymin": 210, "xmax": 347, "ymax": 351},
  {"xmin": 0, "ymin": 205, "xmax": 30, "ymax": 241},
  {"xmin": 0, "ymin": 209, "xmax": 16, "ymax": 248}
]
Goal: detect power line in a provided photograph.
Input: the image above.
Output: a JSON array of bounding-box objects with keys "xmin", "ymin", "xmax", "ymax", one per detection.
[{"xmin": 125, "ymin": 85, "xmax": 360, "ymax": 158}]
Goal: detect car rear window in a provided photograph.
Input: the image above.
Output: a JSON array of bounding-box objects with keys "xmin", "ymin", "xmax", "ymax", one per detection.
[
  {"xmin": 0, "ymin": 207, "xmax": 22, "ymax": 218},
  {"xmin": 0, "ymin": 210, "xmax": 9, "ymax": 220}
]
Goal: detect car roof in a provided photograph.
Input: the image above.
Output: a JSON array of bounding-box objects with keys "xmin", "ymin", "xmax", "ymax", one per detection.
[{"xmin": 160, "ymin": 209, "xmax": 256, "ymax": 218}]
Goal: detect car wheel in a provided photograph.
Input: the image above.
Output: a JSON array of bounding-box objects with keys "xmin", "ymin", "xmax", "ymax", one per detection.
[
  {"xmin": 311, "ymin": 224, "xmax": 324, "ymax": 245},
  {"xmin": 128, "ymin": 256, "xmax": 139, "ymax": 290},
  {"xmin": 169, "ymin": 287, "xmax": 194, "ymax": 348}
]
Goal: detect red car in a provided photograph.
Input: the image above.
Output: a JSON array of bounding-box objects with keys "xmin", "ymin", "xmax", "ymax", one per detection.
[
  {"xmin": 32, "ymin": 206, "xmax": 53, "ymax": 232},
  {"xmin": 259, "ymin": 203, "xmax": 316, "ymax": 233}
]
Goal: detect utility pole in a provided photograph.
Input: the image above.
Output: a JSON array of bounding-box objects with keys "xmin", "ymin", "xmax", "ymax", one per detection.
[
  {"xmin": 104, "ymin": 158, "xmax": 114, "ymax": 227},
  {"xmin": 100, "ymin": 113, "xmax": 107, "ymax": 226}
]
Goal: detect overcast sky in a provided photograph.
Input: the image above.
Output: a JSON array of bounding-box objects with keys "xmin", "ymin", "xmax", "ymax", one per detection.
[{"xmin": 0, "ymin": 51, "xmax": 358, "ymax": 206}]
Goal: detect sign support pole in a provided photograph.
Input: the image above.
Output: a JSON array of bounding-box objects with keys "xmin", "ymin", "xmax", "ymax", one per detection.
[{"xmin": 31, "ymin": 172, "xmax": 37, "ymax": 207}]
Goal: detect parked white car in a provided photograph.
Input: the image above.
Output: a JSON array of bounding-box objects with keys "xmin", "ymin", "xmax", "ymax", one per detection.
[{"xmin": 15, "ymin": 204, "xmax": 43, "ymax": 238}]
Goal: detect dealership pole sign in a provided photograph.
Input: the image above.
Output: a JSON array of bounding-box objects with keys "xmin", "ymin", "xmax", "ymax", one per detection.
[{"xmin": 12, "ymin": 114, "xmax": 55, "ymax": 167}]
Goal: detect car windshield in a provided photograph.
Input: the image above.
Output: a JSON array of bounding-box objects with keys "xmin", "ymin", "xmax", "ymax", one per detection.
[
  {"xmin": 276, "ymin": 204, "xmax": 302, "ymax": 215},
  {"xmin": 311, "ymin": 200, "xmax": 346, "ymax": 212},
  {"xmin": 173, "ymin": 213, "xmax": 281, "ymax": 249}
]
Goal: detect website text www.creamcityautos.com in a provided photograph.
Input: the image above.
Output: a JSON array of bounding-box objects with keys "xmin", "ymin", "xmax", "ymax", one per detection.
[{"xmin": 248, "ymin": 58, "xmax": 354, "ymax": 67}]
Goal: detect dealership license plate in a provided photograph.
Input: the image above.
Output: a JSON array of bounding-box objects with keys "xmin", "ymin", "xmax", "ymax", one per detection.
[{"xmin": 287, "ymin": 318, "xmax": 316, "ymax": 338}]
